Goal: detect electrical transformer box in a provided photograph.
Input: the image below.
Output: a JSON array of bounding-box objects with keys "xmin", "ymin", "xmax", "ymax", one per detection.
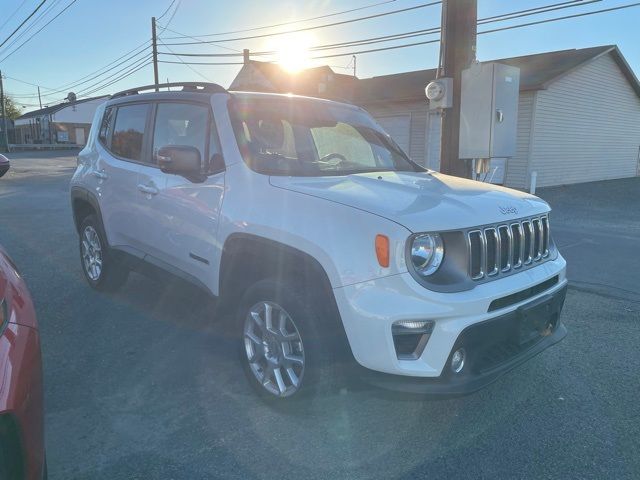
[{"xmin": 459, "ymin": 62, "xmax": 520, "ymax": 159}]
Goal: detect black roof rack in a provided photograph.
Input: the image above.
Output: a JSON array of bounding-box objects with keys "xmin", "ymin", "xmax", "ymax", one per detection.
[{"xmin": 110, "ymin": 82, "xmax": 227, "ymax": 99}]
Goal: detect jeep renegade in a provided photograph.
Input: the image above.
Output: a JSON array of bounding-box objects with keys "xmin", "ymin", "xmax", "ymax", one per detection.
[{"xmin": 70, "ymin": 82, "xmax": 567, "ymax": 400}]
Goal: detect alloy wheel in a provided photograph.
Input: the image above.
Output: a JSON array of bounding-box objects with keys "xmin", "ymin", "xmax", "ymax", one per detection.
[
  {"xmin": 81, "ymin": 225, "xmax": 103, "ymax": 281},
  {"xmin": 243, "ymin": 301, "xmax": 305, "ymax": 397}
]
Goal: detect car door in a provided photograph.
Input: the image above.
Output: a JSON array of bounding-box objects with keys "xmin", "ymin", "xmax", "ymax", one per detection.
[
  {"xmin": 135, "ymin": 101, "xmax": 225, "ymax": 292},
  {"xmin": 95, "ymin": 103, "xmax": 150, "ymax": 251}
]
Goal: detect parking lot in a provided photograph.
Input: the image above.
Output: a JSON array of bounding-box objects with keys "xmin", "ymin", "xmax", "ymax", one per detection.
[{"xmin": 1, "ymin": 150, "xmax": 639, "ymax": 479}]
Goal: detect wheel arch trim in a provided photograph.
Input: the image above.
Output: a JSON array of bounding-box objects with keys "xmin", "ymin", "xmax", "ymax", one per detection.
[{"xmin": 70, "ymin": 187, "xmax": 104, "ymax": 235}]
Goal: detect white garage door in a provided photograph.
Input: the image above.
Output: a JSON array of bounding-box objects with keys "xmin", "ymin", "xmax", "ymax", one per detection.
[{"xmin": 375, "ymin": 115, "xmax": 411, "ymax": 155}]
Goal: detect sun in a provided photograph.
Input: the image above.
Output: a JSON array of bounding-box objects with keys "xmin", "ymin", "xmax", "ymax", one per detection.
[{"xmin": 269, "ymin": 33, "xmax": 315, "ymax": 73}]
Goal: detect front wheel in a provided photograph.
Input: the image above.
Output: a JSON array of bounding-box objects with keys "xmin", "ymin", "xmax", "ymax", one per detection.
[
  {"xmin": 79, "ymin": 215, "xmax": 128, "ymax": 291},
  {"xmin": 238, "ymin": 279, "xmax": 336, "ymax": 402}
]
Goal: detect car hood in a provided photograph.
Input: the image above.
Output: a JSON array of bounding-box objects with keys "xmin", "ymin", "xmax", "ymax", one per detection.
[{"xmin": 269, "ymin": 171, "xmax": 550, "ymax": 232}]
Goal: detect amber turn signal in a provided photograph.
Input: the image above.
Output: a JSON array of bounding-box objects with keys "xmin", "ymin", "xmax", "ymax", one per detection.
[{"xmin": 375, "ymin": 234, "xmax": 390, "ymax": 267}]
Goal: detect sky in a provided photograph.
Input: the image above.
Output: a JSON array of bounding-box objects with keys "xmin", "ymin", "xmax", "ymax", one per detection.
[{"xmin": 1, "ymin": 0, "xmax": 639, "ymax": 112}]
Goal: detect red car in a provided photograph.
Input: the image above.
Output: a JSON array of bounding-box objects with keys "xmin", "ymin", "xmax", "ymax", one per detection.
[
  {"xmin": 0, "ymin": 154, "xmax": 9, "ymax": 178},
  {"xmin": 0, "ymin": 246, "xmax": 45, "ymax": 479}
]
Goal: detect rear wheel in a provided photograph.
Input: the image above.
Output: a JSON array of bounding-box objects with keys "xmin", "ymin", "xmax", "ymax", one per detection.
[
  {"xmin": 238, "ymin": 279, "xmax": 337, "ymax": 402},
  {"xmin": 79, "ymin": 215, "xmax": 128, "ymax": 291}
]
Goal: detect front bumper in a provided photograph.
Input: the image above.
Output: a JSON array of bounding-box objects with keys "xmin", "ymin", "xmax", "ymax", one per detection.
[
  {"xmin": 359, "ymin": 286, "xmax": 567, "ymax": 395},
  {"xmin": 333, "ymin": 254, "xmax": 567, "ymax": 389}
]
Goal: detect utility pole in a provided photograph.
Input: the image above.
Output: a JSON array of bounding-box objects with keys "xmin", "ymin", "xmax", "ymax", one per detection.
[
  {"xmin": 151, "ymin": 16, "xmax": 159, "ymax": 91},
  {"xmin": 352, "ymin": 55, "xmax": 357, "ymax": 78},
  {"xmin": 37, "ymin": 86, "xmax": 42, "ymax": 109},
  {"xmin": 439, "ymin": 0, "xmax": 477, "ymax": 178},
  {"xmin": 0, "ymin": 70, "xmax": 8, "ymax": 152}
]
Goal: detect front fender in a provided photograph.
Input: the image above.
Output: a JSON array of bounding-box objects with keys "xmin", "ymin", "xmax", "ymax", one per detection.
[{"xmin": 217, "ymin": 163, "xmax": 412, "ymax": 290}]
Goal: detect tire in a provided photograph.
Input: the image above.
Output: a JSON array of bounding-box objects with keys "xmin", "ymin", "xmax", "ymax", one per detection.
[
  {"xmin": 79, "ymin": 214, "xmax": 128, "ymax": 292},
  {"xmin": 237, "ymin": 278, "xmax": 338, "ymax": 403}
]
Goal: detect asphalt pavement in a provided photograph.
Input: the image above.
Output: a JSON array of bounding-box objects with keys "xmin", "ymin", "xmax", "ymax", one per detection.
[{"xmin": 0, "ymin": 150, "xmax": 638, "ymax": 480}]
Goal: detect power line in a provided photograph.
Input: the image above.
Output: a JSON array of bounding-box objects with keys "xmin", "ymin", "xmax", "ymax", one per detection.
[
  {"xmin": 158, "ymin": 60, "xmax": 243, "ymax": 65},
  {"xmin": 157, "ymin": 0, "xmax": 178, "ymax": 21},
  {"xmin": 0, "ymin": 0, "xmax": 48, "ymax": 49},
  {"xmin": 0, "ymin": 0, "xmax": 79, "ymax": 62},
  {"xmin": 3, "ymin": 75, "xmax": 51, "ymax": 90},
  {"xmin": 159, "ymin": 0, "xmax": 602, "ymax": 58},
  {"xmin": 159, "ymin": 40, "xmax": 214, "ymax": 82},
  {"xmin": 157, "ymin": 0, "xmax": 181, "ymax": 34},
  {"xmin": 313, "ymin": 1, "xmax": 640, "ymax": 59},
  {"xmin": 71, "ymin": 54, "xmax": 152, "ymax": 97},
  {"xmin": 480, "ymin": 0, "xmax": 585, "ymax": 22},
  {"xmin": 40, "ymin": 49, "xmax": 150, "ymax": 96},
  {"xmin": 160, "ymin": 1, "xmax": 442, "ymax": 45},
  {"xmin": 23, "ymin": 52, "xmax": 151, "ymax": 105},
  {"xmin": 168, "ymin": 0, "xmax": 640, "ymax": 64},
  {"xmin": 3, "ymin": 40, "xmax": 151, "ymax": 98},
  {"xmin": 478, "ymin": 1, "xmax": 640, "ymax": 36},
  {"xmin": 48, "ymin": 40, "xmax": 151, "ymax": 92},
  {"xmin": 77, "ymin": 61, "xmax": 152, "ymax": 99},
  {"xmin": 0, "ymin": 0, "xmax": 30, "ymax": 35},
  {"xmin": 304, "ymin": 0, "xmax": 602, "ymax": 52},
  {"xmin": 161, "ymin": 0, "xmax": 398, "ymax": 40},
  {"xmin": 157, "ymin": 25, "xmax": 241, "ymax": 53},
  {"xmin": 0, "ymin": 0, "xmax": 63, "ymax": 55}
]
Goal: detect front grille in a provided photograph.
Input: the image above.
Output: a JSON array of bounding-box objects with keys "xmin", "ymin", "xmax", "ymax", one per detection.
[{"xmin": 468, "ymin": 215, "xmax": 550, "ymax": 281}]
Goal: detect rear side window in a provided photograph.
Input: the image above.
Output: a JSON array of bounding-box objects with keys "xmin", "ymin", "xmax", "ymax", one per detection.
[
  {"xmin": 111, "ymin": 104, "xmax": 149, "ymax": 161},
  {"xmin": 98, "ymin": 107, "xmax": 114, "ymax": 146},
  {"xmin": 152, "ymin": 103, "xmax": 208, "ymax": 163}
]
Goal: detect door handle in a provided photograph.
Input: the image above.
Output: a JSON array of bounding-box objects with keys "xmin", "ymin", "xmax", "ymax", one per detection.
[
  {"xmin": 93, "ymin": 170, "xmax": 108, "ymax": 180},
  {"xmin": 137, "ymin": 183, "xmax": 159, "ymax": 196}
]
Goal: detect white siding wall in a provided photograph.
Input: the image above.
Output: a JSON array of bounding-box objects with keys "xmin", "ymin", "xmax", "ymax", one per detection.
[
  {"xmin": 505, "ymin": 91, "xmax": 536, "ymax": 188},
  {"xmin": 51, "ymin": 98, "xmax": 107, "ymax": 124},
  {"xmin": 529, "ymin": 53, "xmax": 640, "ymax": 187},
  {"xmin": 365, "ymin": 101, "xmax": 430, "ymax": 166}
]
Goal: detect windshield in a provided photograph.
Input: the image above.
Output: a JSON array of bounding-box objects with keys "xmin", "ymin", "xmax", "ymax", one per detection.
[{"xmin": 229, "ymin": 95, "xmax": 421, "ymax": 176}]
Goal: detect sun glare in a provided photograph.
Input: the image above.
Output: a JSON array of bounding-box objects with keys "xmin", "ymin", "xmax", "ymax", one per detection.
[{"xmin": 270, "ymin": 33, "xmax": 314, "ymax": 73}]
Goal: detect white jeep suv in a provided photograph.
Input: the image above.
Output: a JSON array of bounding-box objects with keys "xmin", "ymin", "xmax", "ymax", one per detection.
[{"xmin": 70, "ymin": 82, "xmax": 567, "ymax": 400}]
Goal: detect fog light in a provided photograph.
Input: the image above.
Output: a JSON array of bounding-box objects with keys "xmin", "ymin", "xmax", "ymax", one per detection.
[
  {"xmin": 392, "ymin": 320, "xmax": 434, "ymax": 360},
  {"xmin": 451, "ymin": 348, "xmax": 466, "ymax": 373}
]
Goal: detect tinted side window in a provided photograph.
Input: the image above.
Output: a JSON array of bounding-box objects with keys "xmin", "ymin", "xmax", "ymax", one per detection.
[
  {"xmin": 98, "ymin": 107, "xmax": 114, "ymax": 146},
  {"xmin": 153, "ymin": 103, "xmax": 208, "ymax": 163},
  {"xmin": 111, "ymin": 104, "xmax": 149, "ymax": 161}
]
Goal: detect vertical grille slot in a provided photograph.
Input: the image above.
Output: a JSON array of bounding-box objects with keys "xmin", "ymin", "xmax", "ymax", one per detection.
[
  {"xmin": 532, "ymin": 218, "xmax": 542, "ymax": 260},
  {"xmin": 541, "ymin": 216, "xmax": 550, "ymax": 257},
  {"xmin": 498, "ymin": 225, "xmax": 511, "ymax": 271},
  {"xmin": 484, "ymin": 228, "xmax": 499, "ymax": 276},
  {"xmin": 511, "ymin": 223, "xmax": 522, "ymax": 268},
  {"xmin": 467, "ymin": 215, "xmax": 552, "ymax": 281},
  {"xmin": 522, "ymin": 220, "xmax": 533, "ymax": 264},
  {"xmin": 468, "ymin": 230, "xmax": 484, "ymax": 279}
]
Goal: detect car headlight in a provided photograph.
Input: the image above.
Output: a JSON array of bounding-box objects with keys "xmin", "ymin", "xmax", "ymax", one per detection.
[{"xmin": 410, "ymin": 233, "xmax": 444, "ymax": 276}]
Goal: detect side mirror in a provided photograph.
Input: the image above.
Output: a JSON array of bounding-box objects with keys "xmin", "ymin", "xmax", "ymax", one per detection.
[{"xmin": 156, "ymin": 145, "xmax": 201, "ymax": 176}]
